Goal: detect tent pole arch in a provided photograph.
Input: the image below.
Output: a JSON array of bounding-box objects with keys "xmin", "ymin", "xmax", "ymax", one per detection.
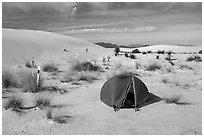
[{"xmin": 132, "ymin": 76, "xmax": 137, "ymax": 108}]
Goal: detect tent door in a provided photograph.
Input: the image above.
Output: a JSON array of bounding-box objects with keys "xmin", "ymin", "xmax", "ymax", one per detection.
[{"xmin": 121, "ymin": 79, "xmax": 136, "ymax": 108}]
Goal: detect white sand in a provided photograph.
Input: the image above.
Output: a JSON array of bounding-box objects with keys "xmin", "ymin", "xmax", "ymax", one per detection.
[{"xmin": 3, "ymin": 28, "xmax": 111, "ymax": 66}]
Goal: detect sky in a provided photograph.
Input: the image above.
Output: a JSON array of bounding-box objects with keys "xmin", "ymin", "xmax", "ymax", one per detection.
[{"xmin": 2, "ymin": 2, "xmax": 202, "ymax": 45}]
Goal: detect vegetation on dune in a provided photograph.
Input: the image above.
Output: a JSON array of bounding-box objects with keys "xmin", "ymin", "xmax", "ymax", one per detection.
[
  {"xmin": 35, "ymin": 96, "xmax": 52, "ymax": 109},
  {"xmin": 25, "ymin": 61, "xmax": 32, "ymax": 68},
  {"xmin": 130, "ymin": 54, "xmax": 136, "ymax": 59},
  {"xmin": 163, "ymin": 95, "xmax": 181, "ymax": 104},
  {"xmin": 4, "ymin": 96, "xmax": 25, "ymax": 114},
  {"xmin": 132, "ymin": 48, "xmax": 141, "ymax": 53},
  {"xmin": 2, "ymin": 69, "xmax": 20, "ymax": 88},
  {"xmin": 186, "ymin": 55, "xmax": 202, "ymax": 62},
  {"xmin": 146, "ymin": 61, "xmax": 162, "ymax": 71},
  {"xmin": 72, "ymin": 61, "xmax": 101, "ymax": 72},
  {"xmin": 179, "ymin": 63, "xmax": 194, "ymax": 70},
  {"xmin": 161, "ymin": 77, "xmax": 170, "ymax": 84},
  {"xmin": 61, "ymin": 71, "xmax": 98, "ymax": 83},
  {"xmin": 114, "ymin": 47, "xmax": 120, "ymax": 56},
  {"xmin": 42, "ymin": 63, "xmax": 58, "ymax": 72},
  {"xmin": 21, "ymin": 71, "xmax": 43, "ymax": 93}
]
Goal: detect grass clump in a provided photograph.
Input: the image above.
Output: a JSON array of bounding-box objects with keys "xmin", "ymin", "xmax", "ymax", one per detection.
[
  {"xmin": 77, "ymin": 72, "xmax": 98, "ymax": 83},
  {"xmin": 130, "ymin": 54, "xmax": 136, "ymax": 59},
  {"xmin": 72, "ymin": 61, "xmax": 101, "ymax": 72},
  {"xmin": 42, "ymin": 63, "xmax": 58, "ymax": 72},
  {"xmin": 4, "ymin": 96, "xmax": 25, "ymax": 114},
  {"xmin": 161, "ymin": 77, "xmax": 169, "ymax": 84},
  {"xmin": 186, "ymin": 55, "xmax": 202, "ymax": 62},
  {"xmin": 2, "ymin": 69, "xmax": 20, "ymax": 88},
  {"xmin": 35, "ymin": 96, "xmax": 52, "ymax": 109},
  {"xmin": 163, "ymin": 95, "xmax": 181, "ymax": 104},
  {"xmin": 179, "ymin": 63, "xmax": 193, "ymax": 70},
  {"xmin": 21, "ymin": 71, "xmax": 43, "ymax": 93},
  {"xmin": 146, "ymin": 61, "xmax": 162, "ymax": 71},
  {"xmin": 25, "ymin": 61, "xmax": 32, "ymax": 68}
]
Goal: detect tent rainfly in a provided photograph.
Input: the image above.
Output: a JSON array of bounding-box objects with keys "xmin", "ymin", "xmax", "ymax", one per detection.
[{"xmin": 100, "ymin": 73, "xmax": 149, "ymax": 111}]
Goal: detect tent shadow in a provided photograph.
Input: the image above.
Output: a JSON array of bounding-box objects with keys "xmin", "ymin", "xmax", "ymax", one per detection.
[
  {"xmin": 138, "ymin": 93, "xmax": 163, "ymax": 108},
  {"xmin": 120, "ymin": 93, "xmax": 163, "ymax": 110}
]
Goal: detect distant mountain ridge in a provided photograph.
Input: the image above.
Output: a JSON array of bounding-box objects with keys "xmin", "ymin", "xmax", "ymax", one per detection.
[{"xmin": 95, "ymin": 42, "xmax": 199, "ymax": 49}]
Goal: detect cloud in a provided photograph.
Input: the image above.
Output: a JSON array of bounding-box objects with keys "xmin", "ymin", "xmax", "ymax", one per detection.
[{"xmin": 3, "ymin": 2, "xmax": 201, "ymax": 18}]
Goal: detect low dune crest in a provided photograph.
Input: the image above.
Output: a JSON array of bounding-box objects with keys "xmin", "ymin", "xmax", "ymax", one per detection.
[{"xmin": 3, "ymin": 28, "xmax": 110, "ymax": 65}]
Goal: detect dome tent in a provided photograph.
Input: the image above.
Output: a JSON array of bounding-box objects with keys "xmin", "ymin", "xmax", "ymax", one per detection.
[{"xmin": 100, "ymin": 73, "xmax": 149, "ymax": 111}]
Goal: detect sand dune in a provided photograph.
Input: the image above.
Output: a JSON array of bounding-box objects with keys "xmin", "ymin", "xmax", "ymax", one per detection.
[{"xmin": 3, "ymin": 29, "xmax": 110, "ymax": 65}]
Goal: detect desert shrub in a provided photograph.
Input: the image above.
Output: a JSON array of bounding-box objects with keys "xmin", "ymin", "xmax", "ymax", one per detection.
[
  {"xmin": 107, "ymin": 56, "xmax": 111, "ymax": 62},
  {"xmin": 130, "ymin": 54, "xmax": 136, "ymax": 59},
  {"xmin": 25, "ymin": 61, "xmax": 32, "ymax": 68},
  {"xmin": 165, "ymin": 65, "xmax": 174, "ymax": 73},
  {"xmin": 77, "ymin": 72, "xmax": 98, "ymax": 83},
  {"xmin": 102, "ymin": 57, "xmax": 106, "ymax": 62},
  {"xmin": 72, "ymin": 61, "xmax": 101, "ymax": 72},
  {"xmin": 186, "ymin": 55, "xmax": 202, "ymax": 62},
  {"xmin": 42, "ymin": 63, "xmax": 58, "ymax": 72},
  {"xmin": 124, "ymin": 53, "xmax": 129, "ymax": 58},
  {"xmin": 115, "ymin": 61, "xmax": 122, "ymax": 69},
  {"xmin": 4, "ymin": 96, "xmax": 25, "ymax": 114},
  {"xmin": 147, "ymin": 50, "xmax": 152, "ymax": 54},
  {"xmin": 142, "ymin": 51, "xmax": 147, "ymax": 55},
  {"xmin": 114, "ymin": 47, "xmax": 120, "ymax": 56},
  {"xmin": 157, "ymin": 50, "xmax": 165, "ymax": 54},
  {"xmin": 146, "ymin": 61, "xmax": 162, "ymax": 71},
  {"xmin": 161, "ymin": 77, "xmax": 169, "ymax": 84},
  {"xmin": 132, "ymin": 49, "xmax": 141, "ymax": 53},
  {"xmin": 21, "ymin": 71, "xmax": 43, "ymax": 93},
  {"xmin": 179, "ymin": 63, "xmax": 193, "ymax": 70},
  {"xmin": 163, "ymin": 95, "xmax": 181, "ymax": 104},
  {"xmin": 198, "ymin": 50, "xmax": 202, "ymax": 54},
  {"xmin": 35, "ymin": 96, "xmax": 51, "ymax": 109},
  {"xmin": 2, "ymin": 69, "xmax": 20, "ymax": 88},
  {"xmin": 135, "ymin": 62, "xmax": 141, "ymax": 69}
]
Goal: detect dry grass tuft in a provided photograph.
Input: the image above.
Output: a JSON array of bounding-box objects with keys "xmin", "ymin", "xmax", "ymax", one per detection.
[
  {"xmin": 42, "ymin": 63, "xmax": 58, "ymax": 72},
  {"xmin": 4, "ymin": 96, "xmax": 25, "ymax": 114},
  {"xmin": 186, "ymin": 55, "xmax": 202, "ymax": 62},
  {"xmin": 21, "ymin": 71, "xmax": 43, "ymax": 93},
  {"xmin": 72, "ymin": 61, "xmax": 101, "ymax": 72},
  {"xmin": 35, "ymin": 96, "xmax": 52, "ymax": 109},
  {"xmin": 179, "ymin": 63, "xmax": 193, "ymax": 70},
  {"xmin": 146, "ymin": 61, "xmax": 162, "ymax": 71},
  {"xmin": 2, "ymin": 69, "xmax": 20, "ymax": 88},
  {"xmin": 163, "ymin": 95, "xmax": 181, "ymax": 104}
]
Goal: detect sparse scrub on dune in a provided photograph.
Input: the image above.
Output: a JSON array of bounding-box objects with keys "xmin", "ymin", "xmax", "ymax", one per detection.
[
  {"xmin": 161, "ymin": 77, "xmax": 170, "ymax": 84},
  {"xmin": 25, "ymin": 61, "xmax": 32, "ymax": 68},
  {"xmin": 2, "ymin": 69, "xmax": 20, "ymax": 88},
  {"xmin": 21, "ymin": 71, "xmax": 43, "ymax": 93},
  {"xmin": 72, "ymin": 61, "xmax": 101, "ymax": 72},
  {"xmin": 163, "ymin": 95, "xmax": 190, "ymax": 105},
  {"xmin": 179, "ymin": 63, "xmax": 193, "ymax": 70},
  {"xmin": 186, "ymin": 55, "xmax": 202, "ymax": 62},
  {"xmin": 163, "ymin": 95, "xmax": 181, "ymax": 104},
  {"xmin": 165, "ymin": 65, "xmax": 174, "ymax": 73},
  {"xmin": 146, "ymin": 61, "xmax": 162, "ymax": 71},
  {"xmin": 61, "ymin": 71, "xmax": 98, "ymax": 83},
  {"xmin": 4, "ymin": 96, "xmax": 25, "ymax": 114},
  {"xmin": 42, "ymin": 63, "xmax": 58, "ymax": 72},
  {"xmin": 35, "ymin": 96, "xmax": 52, "ymax": 109},
  {"xmin": 77, "ymin": 72, "xmax": 98, "ymax": 83},
  {"xmin": 130, "ymin": 54, "xmax": 136, "ymax": 59},
  {"xmin": 115, "ymin": 61, "xmax": 123, "ymax": 70}
]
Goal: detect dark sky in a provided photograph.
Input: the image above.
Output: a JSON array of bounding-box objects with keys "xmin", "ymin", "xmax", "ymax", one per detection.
[
  {"xmin": 2, "ymin": 2, "xmax": 202, "ymax": 17},
  {"xmin": 2, "ymin": 2, "xmax": 202, "ymax": 45}
]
